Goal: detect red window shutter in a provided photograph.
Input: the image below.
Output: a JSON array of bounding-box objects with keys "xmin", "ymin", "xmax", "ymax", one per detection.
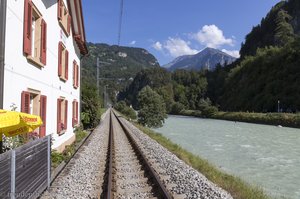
[
  {"xmin": 58, "ymin": 42, "xmax": 62, "ymax": 77},
  {"xmin": 76, "ymin": 64, "xmax": 79, "ymax": 88},
  {"xmin": 67, "ymin": 15, "xmax": 71, "ymax": 35},
  {"xmin": 39, "ymin": 95, "xmax": 47, "ymax": 137},
  {"xmin": 21, "ymin": 91, "xmax": 30, "ymax": 114},
  {"xmin": 64, "ymin": 100, "xmax": 68, "ymax": 130},
  {"xmin": 72, "ymin": 100, "xmax": 75, "ymax": 127},
  {"xmin": 57, "ymin": 0, "xmax": 62, "ymax": 20},
  {"xmin": 57, "ymin": 98, "xmax": 62, "ymax": 133},
  {"xmin": 65, "ymin": 50, "xmax": 69, "ymax": 80},
  {"xmin": 40, "ymin": 19, "xmax": 47, "ymax": 65},
  {"xmin": 23, "ymin": 0, "xmax": 32, "ymax": 55},
  {"xmin": 76, "ymin": 101, "xmax": 79, "ymax": 124},
  {"xmin": 73, "ymin": 61, "xmax": 76, "ymax": 87}
]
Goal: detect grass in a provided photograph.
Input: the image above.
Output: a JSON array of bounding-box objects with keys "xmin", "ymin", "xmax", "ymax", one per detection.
[
  {"xmin": 135, "ymin": 123, "xmax": 272, "ymax": 199},
  {"xmin": 51, "ymin": 110, "xmax": 107, "ymax": 168},
  {"xmin": 51, "ymin": 128, "xmax": 88, "ymax": 168},
  {"xmin": 180, "ymin": 110, "xmax": 300, "ymax": 128},
  {"xmin": 51, "ymin": 151, "xmax": 64, "ymax": 168},
  {"xmin": 99, "ymin": 108, "xmax": 107, "ymax": 118},
  {"xmin": 74, "ymin": 128, "xmax": 88, "ymax": 144}
]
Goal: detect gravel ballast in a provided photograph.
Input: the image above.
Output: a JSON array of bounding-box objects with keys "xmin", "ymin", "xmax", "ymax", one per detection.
[
  {"xmin": 40, "ymin": 110, "xmax": 110, "ymax": 199},
  {"xmin": 41, "ymin": 109, "xmax": 233, "ymax": 199},
  {"xmin": 119, "ymin": 116, "xmax": 233, "ymax": 199}
]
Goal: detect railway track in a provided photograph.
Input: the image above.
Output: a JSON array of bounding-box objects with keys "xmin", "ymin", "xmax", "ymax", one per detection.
[{"xmin": 103, "ymin": 109, "xmax": 173, "ymax": 199}]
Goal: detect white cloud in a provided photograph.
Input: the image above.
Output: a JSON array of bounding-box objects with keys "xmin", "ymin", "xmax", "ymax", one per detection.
[
  {"xmin": 192, "ymin": 25, "xmax": 234, "ymax": 48},
  {"xmin": 163, "ymin": 37, "xmax": 198, "ymax": 57},
  {"xmin": 152, "ymin": 41, "xmax": 163, "ymax": 51},
  {"xmin": 164, "ymin": 38, "xmax": 198, "ymax": 57},
  {"xmin": 152, "ymin": 25, "xmax": 238, "ymax": 58},
  {"xmin": 222, "ymin": 49, "xmax": 240, "ymax": 58},
  {"xmin": 129, "ymin": 40, "xmax": 136, "ymax": 45}
]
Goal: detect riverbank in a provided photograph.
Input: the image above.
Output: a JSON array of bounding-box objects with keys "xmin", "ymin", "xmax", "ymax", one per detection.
[
  {"xmin": 180, "ymin": 110, "xmax": 300, "ymax": 128},
  {"xmin": 135, "ymin": 123, "xmax": 271, "ymax": 199}
]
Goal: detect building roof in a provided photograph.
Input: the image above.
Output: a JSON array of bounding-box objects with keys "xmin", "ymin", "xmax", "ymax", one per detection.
[{"xmin": 68, "ymin": 0, "xmax": 88, "ymax": 55}]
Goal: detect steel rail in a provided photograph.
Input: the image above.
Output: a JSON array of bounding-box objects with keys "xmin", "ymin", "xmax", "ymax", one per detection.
[
  {"xmin": 106, "ymin": 110, "xmax": 114, "ymax": 199},
  {"xmin": 111, "ymin": 109, "xmax": 173, "ymax": 199}
]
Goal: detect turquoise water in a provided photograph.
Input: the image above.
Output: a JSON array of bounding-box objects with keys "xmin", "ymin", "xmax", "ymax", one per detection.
[{"xmin": 154, "ymin": 115, "xmax": 300, "ymax": 199}]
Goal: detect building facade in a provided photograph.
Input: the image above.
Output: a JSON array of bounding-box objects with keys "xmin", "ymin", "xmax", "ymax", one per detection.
[{"xmin": 2, "ymin": 0, "xmax": 88, "ymax": 152}]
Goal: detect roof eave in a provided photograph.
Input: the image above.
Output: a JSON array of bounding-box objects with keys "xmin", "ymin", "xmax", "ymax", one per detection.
[{"xmin": 68, "ymin": 0, "xmax": 88, "ymax": 55}]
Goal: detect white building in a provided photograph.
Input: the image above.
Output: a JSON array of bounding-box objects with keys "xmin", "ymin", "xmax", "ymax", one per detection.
[{"xmin": 1, "ymin": 0, "xmax": 88, "ymax": 152}]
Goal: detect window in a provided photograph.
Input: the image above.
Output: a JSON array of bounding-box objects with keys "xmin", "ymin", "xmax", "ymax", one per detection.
[
  {"xmin": 21, "ymin": 91, "xmax": 47, "ymax": 137},
  {"xmin": 73, "ymin": 61, "xmax": 79, "ymax": 88},
  {"xmin": 57, "ymin": 0, "xmax": 71, "ymax": 36},
  {"xmin": 57, "ymin": 98, "xmax": 68, "ymax": 135},
  {"xmin": 58, "ymin": 42, "xmax": 69, "ymax": 81},
  {"xmin": 72, "ymin": 100, "xmax": 79, "ymax": 127},
  {"xmin": 23, "ymin": 0, "xmax": 47, "ymax": 66}
]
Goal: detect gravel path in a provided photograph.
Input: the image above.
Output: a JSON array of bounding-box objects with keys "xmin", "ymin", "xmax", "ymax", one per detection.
[
  {"xmin": 40, "ymin": 110, "xmax": 110, "ymax": 199},
  {"xmin": 119, "ymin": 116, "xmax": 233, "ymax": 199}
]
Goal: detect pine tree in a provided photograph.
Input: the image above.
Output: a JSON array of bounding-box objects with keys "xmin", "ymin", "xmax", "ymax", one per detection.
[{"xmin": 274, "ymin": 9, "xmax": 295, "ymax": 46}]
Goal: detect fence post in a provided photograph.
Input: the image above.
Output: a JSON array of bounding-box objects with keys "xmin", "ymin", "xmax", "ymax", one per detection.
[
  {"xmin": 47, "ymin": 136, "xmax": 51, "ymax": 188},
  {"xmin": 10, "ymin": 150, "xmax": 15, "ymax": 199}
]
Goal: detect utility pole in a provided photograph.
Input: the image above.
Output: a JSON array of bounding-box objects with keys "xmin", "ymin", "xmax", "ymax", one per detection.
[
  {"xmin": 96, "ymin": 59, "xmax": 111, "ymax": 108},
  {"xmin": 104, "ymin": 85, "xmax": 107, "ymax": 108},
  {"xmin": 0, "ymin": 0, "xmax": 7, "ymax": 154},
  {"xmin": 96, "ymin": 57, "xmax": 100, "ymax": 93}
]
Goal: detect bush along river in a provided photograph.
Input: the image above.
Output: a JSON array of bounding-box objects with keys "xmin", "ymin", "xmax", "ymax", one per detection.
[{"xmin": 154, "ymin": 115, "xmax": 300, "ymax": 199}]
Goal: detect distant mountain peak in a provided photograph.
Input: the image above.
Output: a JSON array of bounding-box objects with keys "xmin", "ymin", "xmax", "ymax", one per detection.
[{"xmin": 163, "ymin": 47, "xmax": 236, "ymax": 71}]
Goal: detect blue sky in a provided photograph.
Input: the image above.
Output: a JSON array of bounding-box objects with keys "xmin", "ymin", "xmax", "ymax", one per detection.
[{"xmin": 82, "ymin": 0, "xmax": 281, "ymax": 65}]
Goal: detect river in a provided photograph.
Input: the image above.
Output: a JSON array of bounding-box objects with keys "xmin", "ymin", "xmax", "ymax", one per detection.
[{"xmin": 154, "ymin": 115, "xmax": 300, "ymax": 199}]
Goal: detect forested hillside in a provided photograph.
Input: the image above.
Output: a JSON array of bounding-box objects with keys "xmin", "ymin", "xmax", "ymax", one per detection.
[
  {"xmin": 82, "ymin": 43, "xmax": 160, "ymax": 102},
  {"xmin": 119, "ymin": 0, "xmax": 300, "ymax": 113},
  {"xmin": 118, "ymin": 68, "xmax": 209, "ymax": 113},
  {"xmin": 210, "ymin": 0, "xmax": 300, "ymax": 112},
  {"xmin": 82, "ymin": 43, "xmax": 159, "ymax": 83},
  {"xmin": 240, "ymin": 0, "xmax": 300, "ymax": 58}
]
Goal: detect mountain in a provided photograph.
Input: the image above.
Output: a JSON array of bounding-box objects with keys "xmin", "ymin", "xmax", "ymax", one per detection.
[
  {"xmin": 82, "ymin": 43, "xmax": 160, "ymax": 102},
  {"xmin": 163, "ymin": 48, "xmax": 236, "ymax": 71},
  {"xmin": 82, "ymin": 43, "xmax": 160, "ymax": 83}
]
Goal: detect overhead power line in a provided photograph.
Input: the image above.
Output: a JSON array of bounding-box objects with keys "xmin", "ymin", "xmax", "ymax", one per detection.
[{"xmin": 117, "ymin": 0, "xmax": 124, "ymax": 45}]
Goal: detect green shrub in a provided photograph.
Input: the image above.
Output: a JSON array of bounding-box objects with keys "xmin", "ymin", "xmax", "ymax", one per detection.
[
  {"xmin": 213, "ymin": 112, "xmax": 300, "ymax": 128},
  {"xmin": 170, "ymin": 102, "xmax": 185, "ymax": 114},
  {"xmin": 75, "ymin": 128, "xmax": 88, "ymax": 144},
  {"xmin": 137, "ymin": 86, "xmax": 167, "ymax": 128},
  {"xmin": 81, "ymin": 83, "xmax": 103, "ymax": 129},
  {"xmin": 51, "ymin": 151, "xmax": 64, "ymax": 168},
  {"xmin": 196, "ymin": 98, "xmax": 219, "ymax": 117},
  {"xmin": 63, "ymin": 145, "xmax": 76, "ymax": 162},
  {"xmin": 114, "ymin": 100, "xmax": 137, "ymax": 119},
  {"xmin": 202, "ymin": 105, "xmax": 219, "ymax": 117}
]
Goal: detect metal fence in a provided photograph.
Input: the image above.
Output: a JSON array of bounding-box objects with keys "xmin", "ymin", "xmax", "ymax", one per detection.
[{"xmin": 0, "ymin": 136, "xmax": 51, "ymax": 199}]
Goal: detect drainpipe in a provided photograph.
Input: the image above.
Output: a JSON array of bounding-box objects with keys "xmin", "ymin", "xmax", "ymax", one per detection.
[
  {"xmin": 0, "ymin": 0, "xmax": 7, "ymax": 154},
  {"xmin": 79, "ymin": 51, "xmax": 89, "ymax": 124},
  {"xmin": 0, "ymin": 0, "xmax": 7, "ymax": 109}
]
